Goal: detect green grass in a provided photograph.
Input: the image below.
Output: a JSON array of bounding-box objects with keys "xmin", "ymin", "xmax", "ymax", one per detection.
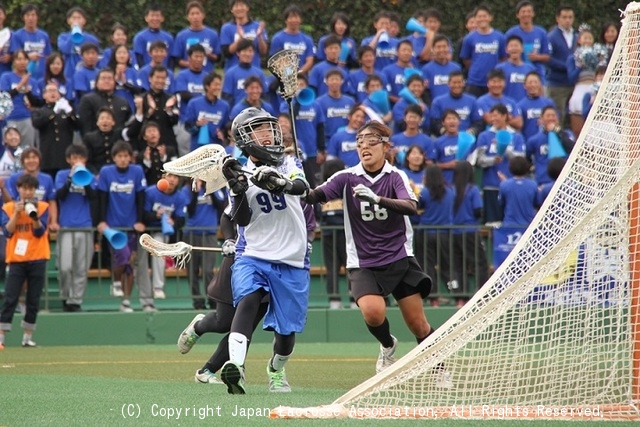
[{"xmin": 1, "ymin": 343, "xmax": 638, "ymax": 426}]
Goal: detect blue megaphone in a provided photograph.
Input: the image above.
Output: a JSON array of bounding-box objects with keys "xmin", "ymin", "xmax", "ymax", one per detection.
[
  {"xmin": 395, "ymin": 148, "xmax": 407, "ymax": 166},
  {"xmin": 547, "ymin": 131, "xmax": 567, "ymax": 159},
  {"xmin": 369, "ymin": 90, "xmax": 390, "ymax": 114},
  {"xmin": 404, "ymin": 68, "xmax": 422, "ymax": 81},
  {"xmin": 495, "ymin": 130, "xmax": 512, "ymax": 155},
  {"xmin": 296, "ymin": 87, "xmax": 315, "ymax": 106},
  {"xmin": 161, "ymin": 212, "xmax": 174, "ymax": 236},
  {"xmin": 71, "ymin": 25, "xmax": 84, "ymax": 44},
  {"xmin": 197, "ymin": 124, "xmax": 209, "ymax": 145},
  {"xmin": 406, "ymin": 17, "xmax": 426, "ymax": 35},
  {"xmin": 523, "ymin": 43, "xmax": 534, "ymax": 63},
  {"xmin": 71, "ymin": 164, "xmax": 93, "ymax": 186},
  {"xmin": 103, "ymin": 227, "xmax": 127, "ymax": 250},
  {"xmin": 378, "ymin": 31, "xmax": 390, "ymax": 48},
  {"xmin": 456, "ymin": 132, "xmax": 476, "ymax": 160},
  {"xmin": 399, "ymin": 87, "xmax": 419, "ymax": 105},
  {"xmin": 339, "ymin": 41, "xmax": 350, "ymax": 63},
  {"xmin": 27, "ymin": 60, "xmax": 37, "ymax": 75}
]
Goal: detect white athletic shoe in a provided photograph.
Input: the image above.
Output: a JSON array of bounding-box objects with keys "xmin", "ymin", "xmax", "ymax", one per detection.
[
  {"xmin": 153, "ymin": 289, "xmax": 166, "ymax": 299},
  {"xmin": 195, "ymin": 368, "xmax": 223, "ymax": 384},
  {"xmin": 119, "ymin": 301, "xmax": 134, "ymax": 313},
  {"xmin": 376, "ymin": 335, "xmax": 398, "ymax": 373},
  {"xmin": 177, "ymin": 313, "xmax": 205, "ymax": 354},
  {"xmin": 267, "ymin": 360, "xmax": 291, "ymax": 392},
  {"xmin": 220, "ymin": 361, "xmax": 246, "ymax": 394},
  {"xmin": 111, "ymin": 284, "xmax": 124, "ymax": 297},
  {"xmin": 329, "ymin": 300, "xmax": 342, "ymax": 310},
  {"xmin": 22, "ymin": 339, "xmax": 37, "ymax": 347}
]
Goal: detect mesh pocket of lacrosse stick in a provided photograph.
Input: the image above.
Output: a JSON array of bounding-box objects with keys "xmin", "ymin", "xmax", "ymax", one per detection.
[
  {"xmin": 162, "ymin": 144, "xmax": 229, "ymax": 194},
  {"xmin": 267, "ymin": 49, "xmax": 300, "ymax": 100},
  {"xmin": 139, "ymin": 233, "xmax": 194, "ymax": 269}
]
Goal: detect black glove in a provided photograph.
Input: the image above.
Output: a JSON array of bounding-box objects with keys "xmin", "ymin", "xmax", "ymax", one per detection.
[
  {"xmin": 222, "ymin": 157, "xmax": 248, "ymax": 195},
  {"xmin": 250, "ymin": 165, "xmax": 288, "ymax": 193}
]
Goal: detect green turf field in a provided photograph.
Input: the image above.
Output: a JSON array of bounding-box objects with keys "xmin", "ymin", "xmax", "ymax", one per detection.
[{"xmin": 2, "ymin": 342, "xmax": 638, "ymax": 426}]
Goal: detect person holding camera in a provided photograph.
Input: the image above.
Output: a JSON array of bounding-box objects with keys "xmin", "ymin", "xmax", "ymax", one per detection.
[{"xmin": 0, "ymin": 174, "xmax": 50, "ymax": 349}]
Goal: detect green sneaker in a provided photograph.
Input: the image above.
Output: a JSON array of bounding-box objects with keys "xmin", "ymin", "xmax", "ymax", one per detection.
[
  {"xmin": 221, "ymin": 361, "xmax": 246, "ymax": 394},
  {"xmin": 267, "ymin": 361, "xmax": 291, "ymax": 393},
  {"xmin": 177, "ymin": 313, "xmax": 205, "ymax": 354}
]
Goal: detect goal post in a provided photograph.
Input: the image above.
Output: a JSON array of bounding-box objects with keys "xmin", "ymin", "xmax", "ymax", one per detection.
[{"xmin": 272, "ymin": 2, "xmax": 640, "ymax": 421}]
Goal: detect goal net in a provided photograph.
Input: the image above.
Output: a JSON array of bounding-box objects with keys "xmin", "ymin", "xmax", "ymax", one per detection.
[{"xmin": 272, "ymin": 3, "xmax": 640, "ymax": 421}]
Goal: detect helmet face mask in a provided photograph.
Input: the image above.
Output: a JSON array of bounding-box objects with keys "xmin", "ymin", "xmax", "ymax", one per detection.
[{"xmin": 231, "ymin": 108, "xmax": 285, "ymax": 166}]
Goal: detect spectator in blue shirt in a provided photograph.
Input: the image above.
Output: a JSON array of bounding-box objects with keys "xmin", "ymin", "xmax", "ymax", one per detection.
[
  {"xmin": 220, "ymin": 0, "xmax": 268, "ymax": 72},
  {"xmin": 132, "ymin": 4, "xmax": 174, "ymax": 68},
  {"xmin": 499, "ymin": 156, "xmax": 538, "ymax": 226},
  {"xmin": 421, "ymin": 34, "xmax": 462, "ymax": 102},
  {"xmin": 172, "ymin": 1, "xmax": 220, "ymax": 73},
  {"xmin": 10, "ymin": 4, "xmax": 51, "ymax": 81},
  {"xmin": 58, "ymin": 7, "xmax": 101, "ymax": 81},
  {"xmin": 429, "ymin": 70, "xmax": 482, "ymax": 137},
  {"xmin": 360, "ymin": 11, "xmax": 398, "ymax": 71},
  {"xmin": 221, "ymin": 39, "xmax": 267, "ymax": 107},
  {"xmin": 517, "ymin": 71, "xmax": 556, "ymax": 141},
  {"xmin": 537, "ymin": 157, "xmax": 566, "ymax": 206},
  {"xmin": 268, "ymin": 4, "xmax": 315, "ymax": 74},
  {"xmin": 326, "ymin": 103, "xmax": 365, "ymax": 167},
  {"xmin": 476, "ymin": 68, "xmax": 523, "ymax": 131},
  {"xmin": 316, "ymin": 12, "xmax": 357, "ymax": 68},
  {"xmin": 496, "ymin": 35, "xmax": 537, "ymax": 102}
]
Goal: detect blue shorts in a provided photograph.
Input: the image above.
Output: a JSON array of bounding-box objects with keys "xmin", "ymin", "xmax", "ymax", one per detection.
[{"xmin": 231, "ymin": 256, "xmax": 309, "ymax": 335}]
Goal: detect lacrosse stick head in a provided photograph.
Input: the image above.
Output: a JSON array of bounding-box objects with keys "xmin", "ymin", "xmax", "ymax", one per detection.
[
  {"xmin": 231, "ymin": 107, "xmax": 284, "ymax": 166},
  {"xmin": 162, "ymin": 144, "xmax": 228, "ymax": 194},
  {"xmin": 139, "ymin": 233, "xmax": 192, "ymax": 269},
  {"xmin": 267, "ymin": 49, "xmax": 299, "ymax": 101}
]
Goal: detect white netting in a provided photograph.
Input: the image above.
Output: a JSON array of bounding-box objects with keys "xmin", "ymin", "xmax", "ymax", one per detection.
[
  {"xmin": 139, "ymin": 233, "xmax": 194, "ymax": 269},
  {"xmin": 267, "ymin": 49, "xmax": 299, "ymax": 100},
  {"xmin": 162, "ymin": 144, "xmax": 228, "ymax": 194},
  {"xmin": 273, "ymin": 2, "xmax": 640, "ymax": 421}
]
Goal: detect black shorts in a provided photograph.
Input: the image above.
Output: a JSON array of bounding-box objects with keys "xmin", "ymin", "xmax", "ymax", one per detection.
[{"xmin": 347, "ymin": 257, "xmax": 432, "ymax": 302}]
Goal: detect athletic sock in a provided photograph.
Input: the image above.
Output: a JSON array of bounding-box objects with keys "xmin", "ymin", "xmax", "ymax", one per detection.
[
  {"xmin": 22, "ymin": 332, "xmax": 32, "ymax": 343},
  {"xmin": 366, "ymin": 317, "xmax": 394, "ymax": 348},
  {"xmin": 228, "ymin": 332, "xmax": 248, "ymax": 366},
  {"xmin": 269, "ymin": 353, "xmax": 291, "ymax": 372},
  {"xmin": 417, "ymin": 326, "xmax": 436, "ymax": 344}
]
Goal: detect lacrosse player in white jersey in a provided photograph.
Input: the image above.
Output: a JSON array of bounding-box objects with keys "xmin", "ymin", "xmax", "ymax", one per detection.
[{"xmin": 219, "ymin": 107, "xmax": 310, "ymax": 394}]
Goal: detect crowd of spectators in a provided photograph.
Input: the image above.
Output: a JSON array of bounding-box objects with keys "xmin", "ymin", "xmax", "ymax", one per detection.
[{"xmin": 0, "ymin": 0, "xmax": 620, "ymax": 312}]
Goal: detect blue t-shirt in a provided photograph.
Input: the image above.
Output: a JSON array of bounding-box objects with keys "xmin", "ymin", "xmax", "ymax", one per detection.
[
  {"xmin": 172, "ymin": 27, "xmax": 221, "ymax": 73},
  {"xmin": 327, "ymin": 128, "xmax": 359, "ymax": 167},
  {"xmin": 269, "ymin": 30, "xmax": 314, "ymax": 69},
  {"xmin": 144, "ymin": 185, "xmax": 187, "ymax": 228},
  {"xmin": 54, "ymin": 168, "xmax": 96, "ymax": 228},
  {"xmin": 10, "ymin": 27, "xmax": 51, "ymax": 79},
  {"xmin": 132, "ymin": 28, "xmax": 174, "ymax": 67},
  {"xmin": 418, "ymin": 185, "xmax": 454, "ymax": 229},
  {"xmin": 221, "ymin": 64, "xmax": 267, "ymax": 106},
  {"xmin": 315, "ymin": 93, "xmax": 355, "ymax": 146},
  {"xmin": 184, "ymin": 96, "xmax": 231, "ymax": 151},
  {"xmin": 459, "ymin": 29, "xmax": 506, "ymax": 86},
  {"xmin": 220, "ymin": 20, "xmax": 267, "ymax": 70},
  {"xmin": 499, "ymin": 177, "xmax": 538, "ymax": 226},
  {"xmin": 495, "ymin": 61, "xmax": 537, "ymax": 102},
  {"xmin": 421, "ymin": 60, "xmax": 462, "ymax": 100},
  {"xmin": 97, "ymin": 164, "xmax": 147, "ymax": 228},
  {"xmin": 57, "ymin": 30, "xmax": 100, "ymax": 80},
  {"xmin": 504, "ymin": 25, "xmax": 550, "ymax": 83},
  {"xmin": 430, "ymin": 93, "xmax": 480, "ymax": 132},
  {"xmin": 453, "ymin": 184, "xmax": 482, "ymax": 233}
]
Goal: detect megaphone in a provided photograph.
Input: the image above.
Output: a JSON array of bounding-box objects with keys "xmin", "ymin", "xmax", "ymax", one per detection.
[
  {"xmin": 339, "ymin": 41, "xmax": 350, "ymax": 63},
  {"xmin": 399, "ymin": 87, "xmax": 419, "ymax": 105},
  {"xmin": 456, "ymin": 132, "xmax": 476, "ymax": 160},
  {"xmin": 26, "ymin": 60, "xmax": 37, "ymax": 75},
  {"xmin": 161, "ymin": 212, "xmax": 174, "ymax": 236},
  {"xmin": 296, "ymin": 87, "xmax": 315, "ymax": 106},
  {"xmin": 404, "ymin": 68, "xmax": 422, "ymax": 81},
  {"xmin": 71, "ymin": 25, "xmax": 84, "ymax": 44},
  {"xmin": 395, "ymin": 148, "xmax": 407, "ymax": 166},
  {"xmin": 378, "ymin": 31, "xmax": 390, "ymax": 48},
  {"xmin": 495, "ymin": 130, "xmax": 513, "ymax": 155},
  {"xmin": 103, "ymin": 227, "xmax": 127, "ymax": 250},
  {"xmin": 368, "ymin": 90, "xmax": 390, "ymax": 114},
  {"xmin": 197, "ymin": 124, "xmax": 209, "ymax": 145},
  {"xmin": 406, "ymin": 17, "xmax": 426, "ymax": 35},
  {"xmin": 71, "ymin": 164, "xmax": 93, "ymax": 186},
  {"xmin": 548, "ymin": 131, "xmax": 567, "ymax": 159},
  {"xmin": 523, "ymin": 42, "xmax": 534, "ymax": 63}
]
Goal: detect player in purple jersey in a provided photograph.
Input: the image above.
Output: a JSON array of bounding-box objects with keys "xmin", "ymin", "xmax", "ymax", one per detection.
[{"xmin": 306, "ymin": 122, "xmax": 448, "ymax": 385}]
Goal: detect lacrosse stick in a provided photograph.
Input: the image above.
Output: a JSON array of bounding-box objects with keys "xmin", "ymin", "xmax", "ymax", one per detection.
[
  {"xmin": 267, "ymin": 49, "xmax": 301, "ymax": 160},
  {"xmin": 162, "ymin": 144, "xmax": 229, "ymax": 194},
  {"xmin": 162, "ymin": 143, "xmax": 286, "ymax": 193},
  {"xmin": 139, "ymin": 233, "xmax": 221, "ymax": 270}
]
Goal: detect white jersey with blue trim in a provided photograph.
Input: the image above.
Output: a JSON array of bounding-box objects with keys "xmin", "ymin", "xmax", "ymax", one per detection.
[{"xmin": 234, "ymin": 155, "xmax": 308, "ymax": 268}]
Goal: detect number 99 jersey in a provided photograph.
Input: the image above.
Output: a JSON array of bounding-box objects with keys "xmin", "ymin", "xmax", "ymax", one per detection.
[{"xmin": 233, "ymin": 155, "xmax": 308, "ymax": 268}]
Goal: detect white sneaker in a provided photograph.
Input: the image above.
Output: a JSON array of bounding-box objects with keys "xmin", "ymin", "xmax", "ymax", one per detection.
[
  {"xmin": 329, "ymin": 300, "xmax": 342, "ymax": 310},
  {"xmin": 154, "ymin": 289, "xmax": 166, "ymax": 299},
  {"xmin": 111, "ymin": 284, "xmax": 124, "ymax": 297},
  {"xmin": 376, "ymin": 335, "xmax": 398, "ymax": 373},
  {"xmin": 267, "ymin": 362, "xmax": 291, "ymax": 392},
  {"xmin": 177, "ymin": 313, "xmax": 205, "ymax": 354},
  {"xmin": 195, "ymin": 368, "xmax": 223, "ymax": 384},
  {"xmin": 435, "ymin": 369, "xmax": 454, "ymax": 389},
  {"xmin": 143, "ymin": 304, "xmax": 157, "ymax": 312},
  {"xmin": 120, "ymin": 301, "xmax": 134, "ymax": 313},
  {"xmin": 22, "ymin": 339, "xmax": 37, "ymax": 347}
]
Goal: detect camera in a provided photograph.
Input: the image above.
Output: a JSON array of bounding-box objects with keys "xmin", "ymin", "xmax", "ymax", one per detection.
[{"xmin": 24, "ymin": 198, "xmax": 38, "ymax": 220}]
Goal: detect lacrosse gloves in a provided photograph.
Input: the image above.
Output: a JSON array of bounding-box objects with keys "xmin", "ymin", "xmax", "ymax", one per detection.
[
  {"xmin": 250, "ymin": 165, "xmax": 289, "ymax": 193},
  {"xmin": 222, "ymin": 156, "xmax": 248, "ymax": 195},
  {"xmin": 353, "ymin": 184, "xmax": 381, "ymax": 204},
  {"xmin": 221, "ymin": 239, "xmax": 236, "ymax": 257}
]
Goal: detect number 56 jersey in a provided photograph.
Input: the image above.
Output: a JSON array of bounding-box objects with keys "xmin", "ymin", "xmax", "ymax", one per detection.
[
  {"xmin": 234, "ymin": 156, "xmax": 308, "ymax": 269},
  {"xmin": 316, "ymin": 162, "xmax": 416, "ymax": 269}
]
